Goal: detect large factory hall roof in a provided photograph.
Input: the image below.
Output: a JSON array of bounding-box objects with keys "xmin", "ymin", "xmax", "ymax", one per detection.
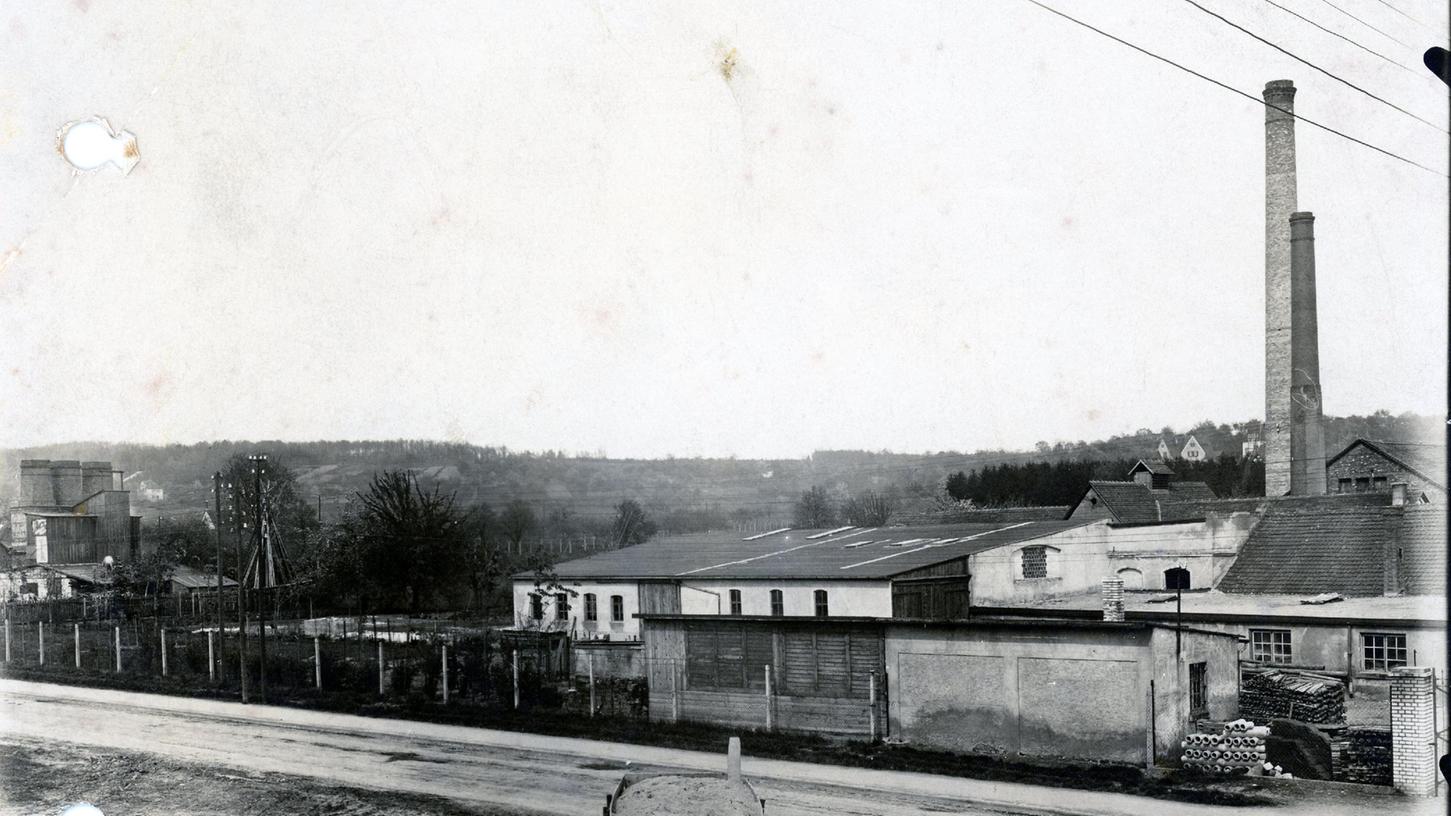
[{"xmin": 527, "ymin": 521, "xmax": 1090, "ymax": 581}]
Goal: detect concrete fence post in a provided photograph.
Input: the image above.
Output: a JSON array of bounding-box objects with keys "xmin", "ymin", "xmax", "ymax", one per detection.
[
  {"xmin": 868, "ymin": 671, "xmax": 877, "ymax": 742},
  {"xmin": 208, "ymin": 630, "xmax": 216, "ymax": 682},
  {"xmin": 765, "ymin": 664, "xmax": 773, "ymax": 731},
  {"xmin": 377, "ymin": 640, "xmax": 385, "ymax": 696},
  {"xmin": 114, "ymin": 626, "xmax": 121, "ymax": 672},
  {"xmin": 37, "ymin": 622, "xmax": 43, "ymax": 666},
  {"xmin": 160, "ymin": 628, "xmax": 168, "ymax": 676},
  {"xmin": 4, "ymin": 619, "xmax": 9, "ymax": 663},
  {"xmin": 441, "ymin": 643, "xmax": 449, "ymax": 704},
  {"xmin": 74, "ymin": 623, "xmax": 80, "ymax": 668},
  {"xmin": 588, "ymin": 651, "xmax": 595, "ymax": 717},
  {"xmin": 1391, "ymin": 666, "xmax": 1437, "ymax": 796},
  {"xmin": 670, "ymin": 661, "xmax": 680, "ymax": 723},
  {"xmin": 314, "ymin": 637, "xmax": 322, "ymax": 689},
  {"xmin": 512, "ymin": 650, "xmax": 520, "ymax": 709}
]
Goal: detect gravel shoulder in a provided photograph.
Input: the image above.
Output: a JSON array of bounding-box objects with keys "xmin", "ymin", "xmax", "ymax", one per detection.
[{"xmin": 0, "ymin": 737, "xmax": 542, "ymax": 816}]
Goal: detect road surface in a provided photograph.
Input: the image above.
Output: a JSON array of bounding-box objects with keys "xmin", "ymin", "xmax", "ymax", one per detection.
[{"xmin": 0, "ymin": 679, "xmax": 1437, "ymax": 815}]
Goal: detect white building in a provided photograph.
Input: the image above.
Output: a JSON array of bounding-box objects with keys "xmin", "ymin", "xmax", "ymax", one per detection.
[{"xmin": 1181, "ymin": 435, "xmax": 1207, "ymax": 462}]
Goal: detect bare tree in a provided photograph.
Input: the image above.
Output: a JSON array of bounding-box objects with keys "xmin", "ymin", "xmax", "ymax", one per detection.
[
  {"xmin": 842, "ymin": 490, "xmax": 896, "ymax": 526},
  {"xmin": 793, "ymin": 486, "xmax": 836, "ymax": 528},
  {"xmin": 611, "ymin": 499, "xmax": 657, "ymax": 548},
  {"xmin": 498, "ymin": 499, "xmax": 537, "ymax": 554}
]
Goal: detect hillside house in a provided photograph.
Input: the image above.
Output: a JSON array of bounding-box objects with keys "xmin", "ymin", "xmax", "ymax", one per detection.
[
  {"xmin": 1180, "ymin": 435, "xmax": 1207, "ymax": 462},
  {"xmin": 1326, "ymin": 439, "xmax": 1444, "ymax": 503}
]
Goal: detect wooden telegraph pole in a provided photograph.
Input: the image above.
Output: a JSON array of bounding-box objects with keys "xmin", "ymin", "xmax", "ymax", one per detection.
[
  {"xmin": 213, "ymin": 471, "xmax": 224, "ymax": 679},
  {"xmin": 250, "ymin": 454, "xmax": 269, "ymax": 703},
  {"xmin": 234, "ymin": 477, "xmax": 248, "ymax": 703}
]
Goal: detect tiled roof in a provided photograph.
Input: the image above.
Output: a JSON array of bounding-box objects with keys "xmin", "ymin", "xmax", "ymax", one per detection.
[
  {"xmin": 1399, "ymin": 505, "xmax": 1446, "ymax": 596},
  {"xmin": 1218, "ymin": 508, "xmax": 1390, "ymax": 596},
  {"xmin": 1327, "ymin": 439, "xmax": 1446, "ymax": 489},
  {"xmin": 526, "ymin": 521, "xmax": 1091, "ymax": 581},
  {"xmin": 1085, "ymin": 481, "xmax": 1216, "ymax": 524},
  {"xmin": 1132, "ymin": 459, "xmax": 1175, "ymax": 476}
]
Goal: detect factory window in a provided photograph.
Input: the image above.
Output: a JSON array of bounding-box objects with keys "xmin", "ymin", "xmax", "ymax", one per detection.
[
  {"xmin": 769, "ymin": 589, "xmax": 784, "ymax": 617},
  {"xmin": 1116, "ymin": 568, "xmax": 1145, "ymax": 590},
  {"xmin": 554, "ymin": 593, "xmax": 569, "ymax": 620},
  {"xmin": 529, "ymin": 594, "xmax": 543, "ymax": 620},
  {"xmin": 1337, "ymin": 478, "xmax": 1352, "ymax": 493},
  {"xmin": 610, "ymin": 594, "xmax": 624, "ymax": 622},
  {"xmin": 1020, "ymin": 546, "xmax": 1048, "ymax": 579},
  {"xmin": 583, "ymin": 593, "xmax": 597, "ymax": 622},
  {"xmin": 1164, "ymin": 567, "xmax": 1191, "ymax": 591},
  {"xmin": 1372, "ymin": 476, "xmax": 1388, "ymax": 491},
  {"xmin": 1250, "ymin": 629, "xmax": 1293, "ymax": 664},
  {"xmin": 1355, "ymin": 477, "xmax": 1371, "ymax": 492},
  {"xmin": 1189, "ymin": 662, "xmax": 1208, "ymax": 717},
  {"xmin": 1362, "ymin": 633, "xmax": 1408, "ymax": 671},
  {"xmin": 814, "ymin": 590, "xmax": 829, "ymax": 617},
  {"xmin": 728, "ymin": 589, "xmax": 742, "ymax": 616}
]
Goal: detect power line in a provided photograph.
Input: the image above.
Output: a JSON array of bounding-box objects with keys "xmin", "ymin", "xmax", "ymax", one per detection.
[
  {"xmin": 1023, "ymin": 0, "xmax": 1447, "ymax": 178},
  {"xmin": 1261, "ymin": 0, "xmax": 1439, "ymax": 82},
  {"xmin": 1311, "ymin": 0, "xmax": 1414, "ymax": 48},
  {"xmin": 1179, "ymin": 0, "xmax": 1446, "ymax": 133}
]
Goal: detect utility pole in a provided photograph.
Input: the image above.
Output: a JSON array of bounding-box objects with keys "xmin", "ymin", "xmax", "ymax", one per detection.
[
  {"xmin": 234, "ymin": 476, "xmax": 248, "ymax": 704},
  {"xmin": 213, "ymin": 471, "xmax": 224, "ymax": 673},
  {"xmin": 251, "ymin": 454, "xmax": 269, "ymax": 703}
]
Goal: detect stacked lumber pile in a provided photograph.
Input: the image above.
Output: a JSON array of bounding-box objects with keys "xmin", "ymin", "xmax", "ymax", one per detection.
[
  {"xmin": 1329, "ymin": 728, "xmax": 1392, "ymax": 786},
  {"xmin": 1240, "ymin": 669, "xmax": 1345, "ymax": 725},
  {"xmin": 1181, "ymin": 720, "xmax": 1291, "ymax": 778}
]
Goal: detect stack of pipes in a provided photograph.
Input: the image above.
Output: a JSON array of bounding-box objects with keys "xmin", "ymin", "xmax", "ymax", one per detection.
[{"xmin": 1180, "ymin": 720, "xmax": 1290, "ymax": 778}]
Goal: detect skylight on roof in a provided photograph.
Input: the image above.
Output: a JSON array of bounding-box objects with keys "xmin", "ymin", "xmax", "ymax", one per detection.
[
  {"xmin": 807, "ymin": 526, "xmax": 856, "ymax": 540},
  {"xmin": 741, "ymin": 527, "xmax": 791, "ymax": 541}
]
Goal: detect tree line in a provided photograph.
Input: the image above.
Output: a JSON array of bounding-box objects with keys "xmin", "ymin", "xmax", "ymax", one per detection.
[
  {"xmin": 943, "ymin": 454, "xmax": 1266, "ymax": 507},
  {"xmin": 135, "ymin": 455, "xmax": 660, "ymax": 617}
]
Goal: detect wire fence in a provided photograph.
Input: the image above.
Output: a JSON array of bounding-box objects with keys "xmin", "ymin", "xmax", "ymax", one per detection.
[{"xmin": 0, "ymin": 613, "xmax": 650, "ymax": 719}]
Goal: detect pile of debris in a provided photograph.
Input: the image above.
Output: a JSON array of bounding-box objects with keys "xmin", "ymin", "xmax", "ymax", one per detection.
[
  {"xmin": 1240, "ymin": 669, "xmax": 1345, "ymax": 725},
  {"xmin": 1328, "ymin": 727, "xmax": 1392, "ymax": 786},
  {"xmin": 1180, "ymin": 719, "xmax": 1292, "ymax": 778}
]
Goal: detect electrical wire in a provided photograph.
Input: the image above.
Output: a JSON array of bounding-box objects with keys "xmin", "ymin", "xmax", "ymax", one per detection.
[
  {"xmin": 1261, "ymin": 0, "xmax": 1441, "ymax": 82},
  {"xmin": 1023, "ymin": 0, "xmax": 1447, "ymax": 177},
  {"xmin": 1311, "ymin": 0, "xmax": 1414, "ymax": 48},
  {"xmin": 1179, "ymin": 0, "xmax": 1446, "ymax": 133}
]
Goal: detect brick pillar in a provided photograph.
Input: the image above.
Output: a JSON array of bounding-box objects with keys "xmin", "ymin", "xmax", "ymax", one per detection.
[
  {"xmin": 1101, "ymin": 578, "xmax": 1125, "ymax": 622},
  {"xmin": 1391, "ymin": 666, "xmax": 1436, "ymax": 796}
]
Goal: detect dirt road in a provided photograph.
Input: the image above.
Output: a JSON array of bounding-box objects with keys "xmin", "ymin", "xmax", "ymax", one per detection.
[{"xmin": 0, "ymin": 679, "xmax": 1436, "ymax": 816}]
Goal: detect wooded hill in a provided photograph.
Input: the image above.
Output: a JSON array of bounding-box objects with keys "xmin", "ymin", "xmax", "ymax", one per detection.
[{"xmin": 0, "ymin": 411, "xmax": 1436, "ymax": 531}]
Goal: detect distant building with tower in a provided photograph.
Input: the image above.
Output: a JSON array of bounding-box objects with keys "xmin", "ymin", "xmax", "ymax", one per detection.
[{"xmin": 5, "ymin": 459, "xmax": 139, "ymax": 569}]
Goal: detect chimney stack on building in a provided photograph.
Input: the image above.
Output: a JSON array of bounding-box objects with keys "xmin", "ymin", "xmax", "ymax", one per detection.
[
  {"xmin": 1263, "ymin": 80, "xmax": 1327, "ymax": 496},
  {"xmin": 1263, "ymin": 80, "xmax": 1297, "ymax": 496},
  {"xmin": 1102, "ymin": 577, "xmax": 1125, "ymax": 622},
  {"xmin": 1288, "ymin": 212, "xmax": 1327, "ymax": 494}
]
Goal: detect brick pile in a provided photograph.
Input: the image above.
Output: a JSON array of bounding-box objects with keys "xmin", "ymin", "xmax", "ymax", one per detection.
[
  {"xmin": 1240, "ymin": 669, "xmax": 1345, "ymax": 724},
  {"xmin": 1329, "ymin": 728, "xmax": 1392, "ymax": 786}
]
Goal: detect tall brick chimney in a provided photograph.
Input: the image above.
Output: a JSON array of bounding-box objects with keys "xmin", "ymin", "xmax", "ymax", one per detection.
[
  {"xmin": 1263, "ymin": 80, "xmax": 1297, "ymax": 497},
  {"xmin": 1289, "ymin": 212, "xmax": 1326, "ymax": 494}
]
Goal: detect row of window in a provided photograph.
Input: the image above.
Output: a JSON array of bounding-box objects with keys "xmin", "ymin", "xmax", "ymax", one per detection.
[
  {"xmin": 1336, "ymin": 475, "xmax": 1388, "ymax": 493},
  {"xmin": 530, "ymin": 592, "xmax": 625, "ymax": 622},
  {"xmin": 1250, "ymin": 629, "xmax": 1409, "ymax": 670},
  {"xmin": 530, "ymin": 589, "xmax": 833, "ymax": 621}
]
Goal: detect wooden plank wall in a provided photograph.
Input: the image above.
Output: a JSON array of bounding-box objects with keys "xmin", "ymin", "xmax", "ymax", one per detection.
[{"xmin": 644, "ymin": 618, "xmax": 885, "ymax": 736}]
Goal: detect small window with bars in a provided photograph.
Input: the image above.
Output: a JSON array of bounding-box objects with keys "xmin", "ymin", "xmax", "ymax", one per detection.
[
  {"xmin": 610, "ymin": 594, "xmax": 624, "ymax": 622},
  {"xmin": 769, "ymin": 589, "xmax": 784, "ymax": 617},
  {"xmin": 584, "ymin": 593, "xmax": 597, "ymax": 621},
  {"xmin": 1362, "ymin": 632, "xmax": 1408, "ymax": 671},
  {"xmin": 1020, "ymin": 546, "xmax": 1048, "ymax": 579},
  {"xmin": 728, "ymin": 589, "xmax": 742, "ymax": 616},
  {"xmin": 554, "ymin": 593, "xmax": 569, "ymax": 619},
  {"xmin": 529, "ymin": 594, "xmax": 543, "ymax": 620},
  {"xmin": 1250, "ymin": 629, "xmax": 1292, "ymax": 664},
  {"xmin": 813, "ymin": 589, "xmax": 829, "ymax": 617},
  {"xmin": 1189, "ymin": 662, "xmax": 1208, "ymax": 717}
]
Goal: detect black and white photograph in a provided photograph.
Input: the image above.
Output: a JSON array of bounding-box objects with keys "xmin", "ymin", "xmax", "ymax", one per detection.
[{"xmin": 1, "ymin": 1, "xmax": 1448, "ymax": 814}]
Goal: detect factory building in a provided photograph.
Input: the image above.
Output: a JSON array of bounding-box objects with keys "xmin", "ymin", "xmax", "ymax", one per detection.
[{"xmin": 5, "ymin": 458, "xmax": 140, "ymax": 573}]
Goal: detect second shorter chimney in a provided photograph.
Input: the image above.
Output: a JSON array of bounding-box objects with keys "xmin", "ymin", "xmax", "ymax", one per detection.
[{"xmin": 1102, "ymin": 577, "xmax": 1125, "ymax": 622}]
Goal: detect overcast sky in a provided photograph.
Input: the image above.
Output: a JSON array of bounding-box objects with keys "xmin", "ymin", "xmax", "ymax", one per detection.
[{"xmin": 2, "ymin": 1, "xmax": 1446, "ymax": 458}]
